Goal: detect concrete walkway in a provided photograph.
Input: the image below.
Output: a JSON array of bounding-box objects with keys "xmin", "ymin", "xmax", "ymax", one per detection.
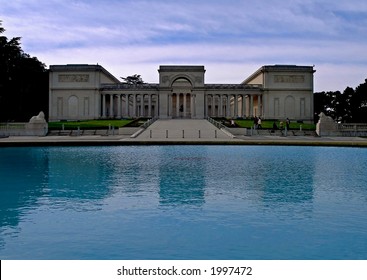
[
  {"xmin": 0, "ymin": 118, "xmax": 367, "ymax": 147},
  {"xmin": 136, "ymin": 119, "xmax": 233, "ymax": 140}
]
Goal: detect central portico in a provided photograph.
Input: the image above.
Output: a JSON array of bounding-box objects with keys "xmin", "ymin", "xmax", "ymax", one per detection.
[{"xmin": 158, "ymin": 65, "xmax": 205, "ymax": 119}]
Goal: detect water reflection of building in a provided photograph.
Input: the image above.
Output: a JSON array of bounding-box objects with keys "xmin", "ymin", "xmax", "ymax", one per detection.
[
  {"xmin": 158, "ymin": 148, "xmax": 207, "ymax": 206},
  {"xmin": 0, "ymin": 148, "xmax": 49, "ymax": 229},
  {"xmin": 47, "ymin": 147, "xmax": 112, "ymax": 200},
  {"xmin": 212, "ymin": 147, "xmax": 315, "ymax": 205},
  {"xmin": 0, "ymin": 147, "xmax": 114, "ymax": 231},
  {"xmin": 249, "ymin": 150, "xmax": 315, "ymax": 204}
]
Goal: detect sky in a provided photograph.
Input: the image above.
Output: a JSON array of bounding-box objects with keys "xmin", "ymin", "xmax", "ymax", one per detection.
[{"xmin": 1, "ymin": 0, "xmax": 367, "ymax": 92}]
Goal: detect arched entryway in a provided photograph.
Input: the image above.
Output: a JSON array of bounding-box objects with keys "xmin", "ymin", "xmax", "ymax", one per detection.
[{"xmin": 171, "ymin": 78, "xmax": 194, "ymax": 118}]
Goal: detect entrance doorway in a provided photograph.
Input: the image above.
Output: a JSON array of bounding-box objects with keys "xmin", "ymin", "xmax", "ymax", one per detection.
[
  {"xmin": 172, "ymin": 93, "xmax": 192, "ymax": 118},
  {"xmin": 171, "ymin": 78, "xmax": 193, "ymax": 118}
]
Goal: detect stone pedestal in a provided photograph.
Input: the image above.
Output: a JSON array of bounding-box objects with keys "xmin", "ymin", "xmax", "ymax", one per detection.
[
  {"xmin": 316, "ymin": 112, "xmax": 339, "ymax": 136},
  {"xmin": 25, "ymin": 111, "xmax": 48, "ymax": 136}
]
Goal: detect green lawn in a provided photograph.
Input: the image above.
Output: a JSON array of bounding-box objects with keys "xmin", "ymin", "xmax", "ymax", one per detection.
[
  {"xmin": 48, "ymin": 119, "xmax": 134, "ymax": 130},
  {"xmin": 48, "ymin": 118, "xmax": 316, "ymax": 131}
]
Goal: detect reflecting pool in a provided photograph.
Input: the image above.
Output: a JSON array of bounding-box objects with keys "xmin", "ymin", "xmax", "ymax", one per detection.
[{"xmin": 0, "ymin": 146, "xmax": 367, "ymax": 260}]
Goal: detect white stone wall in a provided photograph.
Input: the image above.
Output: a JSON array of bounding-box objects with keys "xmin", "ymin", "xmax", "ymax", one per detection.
[
  {"xmin": 49, "ymin": 65, "xmax": 118, "ymax": 121},
  {"xmin": 49, "ymin": 64, "xmax": 315, "ymax": 122}
]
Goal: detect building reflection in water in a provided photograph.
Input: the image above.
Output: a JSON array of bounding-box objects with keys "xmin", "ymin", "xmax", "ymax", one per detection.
[
  {"xmin": 47, "ymin": 147, "xmax": 113, "ymax": 201},
  {"xmin": 158, "ymin": 147, "xmax": 207, "ymax": 206},
  {"xmin": 0, "ymin": 148, "xmax": 49, "ymax": 229},
  {"xmin": 0, "ymin": 147, "xmax": 116, "ymax": 231},
  {"xmin": 243, "ymin": 149, "xmax": 315, "ymax": 205}
]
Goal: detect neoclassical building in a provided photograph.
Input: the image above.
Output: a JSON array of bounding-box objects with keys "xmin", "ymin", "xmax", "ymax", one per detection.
[{"xmin": 49, "ymin": 64, "xmax": 315, "ymax": 122}]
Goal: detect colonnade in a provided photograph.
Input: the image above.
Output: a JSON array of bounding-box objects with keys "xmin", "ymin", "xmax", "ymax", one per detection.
[
  {"xmin": 170, "ymin": 93, "xmax": 195, "ymax": 118},
  {"xmin": 206, "ymin": 94, "xmax": 263, "ymax": 118},
  {"xmin": 101, "ymin": 93, "xmax": 158, "ymax": 118},
  {"xmin": 100, "ymin": 92, "xmax": 262, "ymax": 119}
]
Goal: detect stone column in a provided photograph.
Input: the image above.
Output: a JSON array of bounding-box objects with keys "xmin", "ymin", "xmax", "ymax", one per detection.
[
  {"xmin": 222, "ymin": 95, "xmax": 226, "ymax": 117},
  {"xmin": 250, "ymin": 95, "xmax": 254, "ymax": 117},
  {"xmin": 102, "ymin": 94, "xmax": 106, "ymax": 118},
  {"xmin": 169, "ymin": 93, "xmax": 173, "ymax": 117},
  {"xmin": 191, "ymin": 94, "xmax": 195, "ymax": 118},
  {"xmin": 125, "ymin": 94, "xmax": 129, "ymax": 117},
  {"xmin": 233, "ymin": 94, "xmax": 238, "ymax": 117},
  {"xmin": 117, "ymin": 95, "xmax": 121, "ymax": 118},
  {"xmin": 183, "ymin": 93, "xmax": 187, "ymax": 117},
  {"xmin": 219, "ymin": 95, "xmax": 223, "ymax": 117},
  {"xmin": 176, "ymin": 94, "xmax": 180, "ymax": 117},
  {"xmin": 242, "ymin": 95, "xmax": 247, "ymax": 117},
  {"xmin": 141, "ymin": 94, "xmax": 145, "ymax": 117},
  {"xmin": 109, "ymin": 94, "xmax": 114, "ymax": 118},
  {"xmin": 156, "ymin": 94, "xmax": 159, "ymax": 117},
  {"xmin": 133, "ymin": 94, "xmax": 137, "ymax": 117},
  {"xmin": 148, "ymin": 94, "xmax": 152, "ymax": 117},
  {"xmin": 226, "ymin": 95, "xmax": 231, "ymax": 117}
]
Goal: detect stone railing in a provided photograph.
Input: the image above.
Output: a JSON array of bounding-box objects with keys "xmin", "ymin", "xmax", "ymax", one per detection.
[
  {"xmin": 207, "ymin": 117, "xmax": 235, "ymax": 138},
  {"xmin": 129, "ymin": 117, "xmax": 158, "ymax": 138},
  {"xmin": 101, "ymin": 83, "xmax": 159, "ymax": 90},
  {"xmin": 316, "ymin": 112, "xmax": 367, "ymax": 137},
  {"xmin": 337, "ymin": 123, "xmax": 367, "ymax": 137},
  {"xmin": 0, "ymin": 122, "xmax": 48, "ymax": 137},
  {"xmin": 0, "ymin": 112, "xmax": 48, "ymax": 137}
]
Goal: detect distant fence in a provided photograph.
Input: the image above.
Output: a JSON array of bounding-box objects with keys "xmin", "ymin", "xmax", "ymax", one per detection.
[
  {"xmin": 336, "ymin": 123, "xmax": 367, "ymax": 137},
  {"xmin": 0, "ymin": 123, "xmax": 26, "ymax": 130}
]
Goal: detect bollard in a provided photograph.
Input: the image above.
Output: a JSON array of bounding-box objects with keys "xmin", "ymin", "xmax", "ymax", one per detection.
[
  {"xmin": 166, "ymin": 130, "xmax": 168, "ymax": 138},
  {"xmin": 198, "ymin": 130, "xmax": 201, "ymax": 138},
  {"xmin": 182, "ymin": 130, "xmax": 184, "ymax": 138}
]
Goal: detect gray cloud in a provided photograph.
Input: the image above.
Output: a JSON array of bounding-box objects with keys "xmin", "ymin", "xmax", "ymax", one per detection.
[{"xmin": 1, "ymin": 0, "xmax": 367, "ymax": 91}]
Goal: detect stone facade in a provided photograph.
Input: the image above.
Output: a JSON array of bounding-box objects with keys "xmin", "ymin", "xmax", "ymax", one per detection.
[{"xmin": 49, "ymin": 64, "xmax": 315, "ymax": 122}]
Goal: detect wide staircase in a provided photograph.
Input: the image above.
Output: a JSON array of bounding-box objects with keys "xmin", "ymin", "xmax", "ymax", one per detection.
[{"xmin": 136, "ymin": 119, "xmax": 234, "ymax": 140}]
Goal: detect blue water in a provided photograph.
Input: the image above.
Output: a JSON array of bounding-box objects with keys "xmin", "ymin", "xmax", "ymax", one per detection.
[{"xmin": 0, "ymin": 145, "xmax": 367, "ymax": 260}]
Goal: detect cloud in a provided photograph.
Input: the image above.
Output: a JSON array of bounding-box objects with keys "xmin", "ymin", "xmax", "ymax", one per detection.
[{"xmin": 1, "ymin": 0, "xmax": 367, "ymax": 91}]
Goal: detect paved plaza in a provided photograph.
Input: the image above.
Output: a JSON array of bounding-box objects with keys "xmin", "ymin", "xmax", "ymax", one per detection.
[{"xmin": 136, "ymin": 119, "xmax": 233, "ymax": 140}]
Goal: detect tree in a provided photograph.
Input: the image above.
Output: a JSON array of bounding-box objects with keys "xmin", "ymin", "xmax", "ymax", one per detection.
[
  {"xmin": 314, "ymin": 78, "xmax": 367, "ymax": 123},
  {"xmin": 314, "ymin": 91, "xmax": 335, "ymax": 121},
  {"xmin": 0, "ymin": 21, "xmax": 48, "ymax": 121},
  {"xmin": 351, "ymin": 79, "xmax": 367, "ymax": 122},
  {"xmin": 120, "ymin": 74, "xmax": 144, "ymax": 85}
]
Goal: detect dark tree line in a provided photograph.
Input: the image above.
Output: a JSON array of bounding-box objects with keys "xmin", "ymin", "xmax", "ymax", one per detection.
[
  {"xmin": 314, "ymin": 79, "xmax": 367, "ymax": 123},
  {"xmin": 0, "ymin": 21, "xmax": 48, "ymax": 122}
]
